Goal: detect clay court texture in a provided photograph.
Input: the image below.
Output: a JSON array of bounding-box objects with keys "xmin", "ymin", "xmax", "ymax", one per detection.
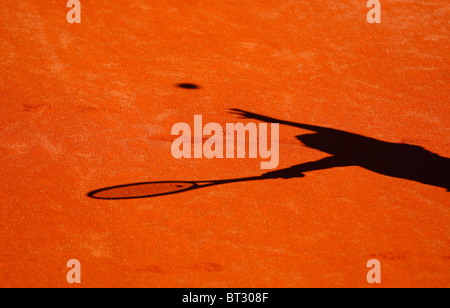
[{"xmin": 0, "ymin": 0, "xmax": 449, "ymax": 287}]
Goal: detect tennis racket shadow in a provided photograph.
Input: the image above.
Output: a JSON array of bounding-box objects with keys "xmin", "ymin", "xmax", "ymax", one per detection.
[{"xmin": 87, "ymin": 176, "xmax": 266, "ymax": 200}]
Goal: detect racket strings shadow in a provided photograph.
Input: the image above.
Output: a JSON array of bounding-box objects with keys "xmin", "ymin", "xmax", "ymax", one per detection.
[{"xmin": 88, "ymin": 181, "xmax": 201, "ymax": 200}]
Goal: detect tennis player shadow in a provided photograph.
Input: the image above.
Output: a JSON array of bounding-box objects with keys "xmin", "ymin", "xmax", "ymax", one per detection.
[{"xmin": 87, "ymin": 109, "xmax": 449, "ymax": 200}]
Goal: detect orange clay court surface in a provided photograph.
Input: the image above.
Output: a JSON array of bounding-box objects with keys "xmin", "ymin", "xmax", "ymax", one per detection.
[{"xmin": 0, "ymin": 0, "xmax": 449, "ymax": 288}]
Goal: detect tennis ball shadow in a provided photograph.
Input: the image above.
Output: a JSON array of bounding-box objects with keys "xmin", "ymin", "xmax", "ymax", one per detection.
[{"xmin": 176, "ymin": 83, "xmax": 201, "ymax": 90}]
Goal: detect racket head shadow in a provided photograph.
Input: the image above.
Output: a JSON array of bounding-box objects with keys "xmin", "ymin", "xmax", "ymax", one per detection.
[{"xmin": 88, "ymin": 181, "xmax": 201, "ymax": 200}]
